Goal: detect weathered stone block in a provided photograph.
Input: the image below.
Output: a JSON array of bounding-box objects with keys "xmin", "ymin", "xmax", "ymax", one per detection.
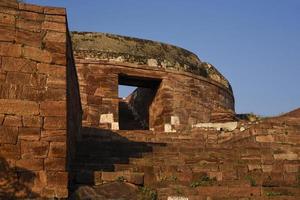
[
  {"xmin": 127, "ymin": 172, "xmax": 144, "ymax": 185},
  {"xmin": 46, "ymin": 171, "xmax": 68, "ymax": 187},
  {"xmin": 48, "ymin": 142, "xmax": 66, "ymax": 158},
  {"xmin": 44, "ymin": 7, "xmax": 66, "ymax": 15},
  {"xmin": 16, "ymin": 159, "xmax": 44, "ymax": 171},
  {"xmin": 16, "ymin": 18, "xmax": 41, "ymax": 32},
  {"xmin": 0, "ymin": 99, "xmax": 39, "ymax": 115},
  {"xmin": 21, "ymin": 141, "xmax": 49, "ymax": 158},
  {"xmin": 0, "ymin": 13, "xmax": 15, "ymax": 25},
  {"xmin": 46, "ymin": 75, "xmax": 66, "ymax": 89},
  {"xmin": 44, "ymin": 31, "xmax": 66, "ymax": 43},
  {"xmin": 51, "ymin": 52, "xmax": 66, "ymax": 65},
  {"xmin": 16, "ymin": 29, "xmax": 42, "ymax": 47},
  {"xmin": 6, "ymin": 72, "xmax": 31, "ymax": 85},
  {"xmin": 23, "ymin": 46, "xmax": 52, "ymax": 63},
  {"xmin": 0, "ymin": 143, "xmax": 20, "ymax": 159},
  {"xmin": 0, "ymin": 0, "xmax": 18, "ymax": 9},
  {"xmin": 284, "ymin": 164, "xmax": 299, "ymax": 173},
  {"xmin": 41, "ymin": 130, "xmax": 66, "ymax": 142},
  {"xmin": 19, "ymin": 127, "xmax": 40, "ymax": 141},
  {"xmin": 19, "ymin": 3, "xmax": 44, "ymax": 13},
  {"xmin": 40, "ymin": 101, "xmax": 66, "ymax": 116},
  {"xmin": 41, "ymin": 88, "xmax": 66, "ymax": 101},
  {"xmin": 42, "ymin": 21, "xmax": 66, "ymax": 32},
  {"xmin": 19, "ymin": 10, "xmax": 44, "ymax": 21},
  {"xmin": 0, "ymin": 43, "xmax": 22, "ymax": 57},
  {"xmin": 45, "ymin": 15, "xmax": 65, "ymax": 23},
  {"xmin": 0, "ymin": 26, "xmax": 15, "ymax": 41},
  {"xmin": 0, "ymin": 126, "xmax": 18, "ymax": 144},
  {"xmin": 44, "ymin": 157, "xmax": 65, "ymax": 170},
  {"xmin": 37, "ymin": 63, "xmax": 66, "ymax": 75},
  {"xmin": 2, "ymin": 57, "xmax": 36, "ymax": 72},
  {"xmin": 22, "ymin": 115, "xmax": 42, "ymax": 127},
  {"xmin": 256, "ymin": 135, "xmax": 274, "ymax": 143},
  {"xmin": 100, "ymin": 113, "xmax": 114, "ymax": 123},
  {"xmin": 274, "ymin": 153, "xmax": 298, "ymax": 160},
  {"xmin": 44, "ymin": 41, "xmax": 66, "ymax": 54},
  {"xmin": 3, "ymin": 115, "xmax": 22, "ymax": 127},
  {"xmin": 43, "ymin": 116, "xmax": 66, "ymax": 129}
]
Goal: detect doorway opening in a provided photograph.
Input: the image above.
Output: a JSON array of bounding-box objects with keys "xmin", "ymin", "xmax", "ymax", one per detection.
[{"xmin": 118, "ymin": 74, "xmax": 161, "ymax": 130}]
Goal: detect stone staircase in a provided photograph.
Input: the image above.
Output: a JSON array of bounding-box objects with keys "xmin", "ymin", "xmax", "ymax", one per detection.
[{"xmin": 70, "ymin": 115, "xmax": 300, "ymax": 200}]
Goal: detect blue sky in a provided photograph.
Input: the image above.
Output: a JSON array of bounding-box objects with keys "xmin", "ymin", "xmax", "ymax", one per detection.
[{"xmin": 27, "ymin": 0, "xmax": 300, "ymax": 116}]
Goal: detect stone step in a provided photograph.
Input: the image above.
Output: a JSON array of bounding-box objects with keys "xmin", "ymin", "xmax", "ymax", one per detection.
[
  {"xmin": 157, "ymin": 184, "xmax": 300, "ymax": 199},
  {"xmin": 74, "ymin": 170, "xmax": 144, "ymax": 186}
]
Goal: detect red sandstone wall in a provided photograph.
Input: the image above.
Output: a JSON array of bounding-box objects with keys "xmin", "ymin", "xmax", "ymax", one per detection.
[
  {"xmin": 74, "ymin": 59, "xmax": 235, "ymax": 132},
  {"xmin": 0, "ymin": 1, "xmax": 78, "ymax": 198}
]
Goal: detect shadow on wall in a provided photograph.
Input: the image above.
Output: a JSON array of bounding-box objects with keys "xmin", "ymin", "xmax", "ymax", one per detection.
[
  {"xmin": 71, "ymin": 127, "xmax": 167, "ymax": 187},
  {"xmin": 0, "ymin": 157, "xmax": 38, "ymax": 199}
]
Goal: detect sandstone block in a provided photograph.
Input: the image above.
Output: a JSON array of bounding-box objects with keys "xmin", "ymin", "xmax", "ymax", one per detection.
[
  {"xmin": 22, "ymin": 115, "xmax": 42, "ymax": 127},
  {"xmin": 0, "ymin": 99, "xmax": 39, "ymax": 115},
  {"xmin": 37, "ymin": 63, "xmax": 66, "ymax": 75},
  {"xmin": 44, "ymin": 31, "xmax": 66, "ymax": 43},
  {"xmin": 0, "ymin": 26, "xmax": 15, "ymax": 41},
  {"xmin": 3, "ymin": 115, "xmax": 22, "ymax": 127},
  {"xmin": 41, "ymin": 130, "xmax": 66, "ymax": 142},
  {"xmin": 2, "ymin": 57, "xmax": 36, "ymax": 72},
  {"xmin": 274, "ymin": 153, "xmax": 298, "ymax": 160},
  {"xmin": 16, "ymin": 159, "xmax": 44, "ymax": 171},
  {"xmin": 100, "ymin": 113, "xmax": 114, "ymax": 123},
  {"xmin": 126, "ymin": 172, "xmax": 144, "ymax": 185},
  {"xmin": 19, "ymin": 10, "xmax": 44, "ymax": 21},
  {"xmin": 16, "ymin": 18, "xmax": 41, "ymax": 32},
  {"xmin": 227, "ymin": 186, "xmax": 261, "ymax": 197},
  {"xmin": 41, "ymin": 88, "xmax": 66, "ymax": 101},
  {"xmin": 51, "ymin": 53, "xmax": 66, "ymax": 65},
  {"xmin": 101, "ymin": 171, "xmax": 123, "ymax": 182},
  {"xmin": 0, "ymin": 13, "xmax": 15, "ymax": 25},
  {"xmin": 19, "ymin": 3, "xmax": 44, "ymax": 13},
  {"xmin": 0, "ymin": 0, "xmax": 18, "ymax": 8},
  {"xmin": 21, "ymin": 141, "xmax": 49, "ymax": 158},
  {"xmin": 6, "ymin": 71, "xmax": 31, "ymax": 85},
  {"xmin": 262, "ymin": 165, "xmax": 273, "ymax": 172},
  {"xmin": 40, "ymin": 101, "xmax": 66, "ymax": 116},
  {"xmin": 16, "ymin": 29, "xmax": 42, "ymax": 47},
  {"xmin": 45, "ymin": 15, "xmax": 66, "ymax": 23},
  {"xmin": 44, "ymin": 157, "xmax": 65, "ymax": 170},
  {"xmin": 208, "ymin": 171, "xmax": 223, "ymax": 181},
  {"xmin": 0, "ymin": 143, "xmax": 20, "ymax": 159},
  {"xmin": 0, "ymin": 126, "xmax": 18, "ymax": 144},
  {"xmin": 284, "ymin": 164, "xmax": 299, "ymax": 173},
  {"xmin": 43, "ymin": 116, "xmax": 66, "ymax": 129},
  {"xmin": 46, "ymin": 75, "xmax": 66, "ymax": 89},
  {"xmin": 23, "ymin": 46, "xmax": 52, "ymax": 63},
  {"xmin": 256, "ymin": 135, "xmax": 274, "ymax": 143},
  {"xmin": 42, "ymin": 21, "xmax": 66, "ymax": 32},
  {"xmin": 0, "ymin": 43, "xmax": 22, "ymax": 57},
  {"xmin": 248, "ymin": 164, "xmax": 261, "ymax": 171},
  {"xmin": 44, "ymin": 7, "xmax": 66, "ymax": 15},
  {"xmin": 46, "ymin": 171, "xmax": 68, "ymax": 187},
  {"xmin": 48, "ymin": 142, "xmax": 66, "ymax": 158},
  {"xmin": 19, "ymin": 127, "xmax": 40, "ymax": 141},
  {"xmin": 44, "ymin": 41, "xmax": 66, "ymax": 54}
]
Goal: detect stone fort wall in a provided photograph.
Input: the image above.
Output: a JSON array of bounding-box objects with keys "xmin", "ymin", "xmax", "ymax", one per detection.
[
  {"xmin": 72, "ymin": 32, "xmax": 235, "ymax": 133},
  {"xmin": 0, "ymin": 1, "xmax": 81, "ymax": 198}
]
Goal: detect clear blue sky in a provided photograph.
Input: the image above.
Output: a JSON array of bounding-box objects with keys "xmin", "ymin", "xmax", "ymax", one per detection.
[{"xmin": 27, "ymin": 0, "xmax": 300, "ymax": 116}]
